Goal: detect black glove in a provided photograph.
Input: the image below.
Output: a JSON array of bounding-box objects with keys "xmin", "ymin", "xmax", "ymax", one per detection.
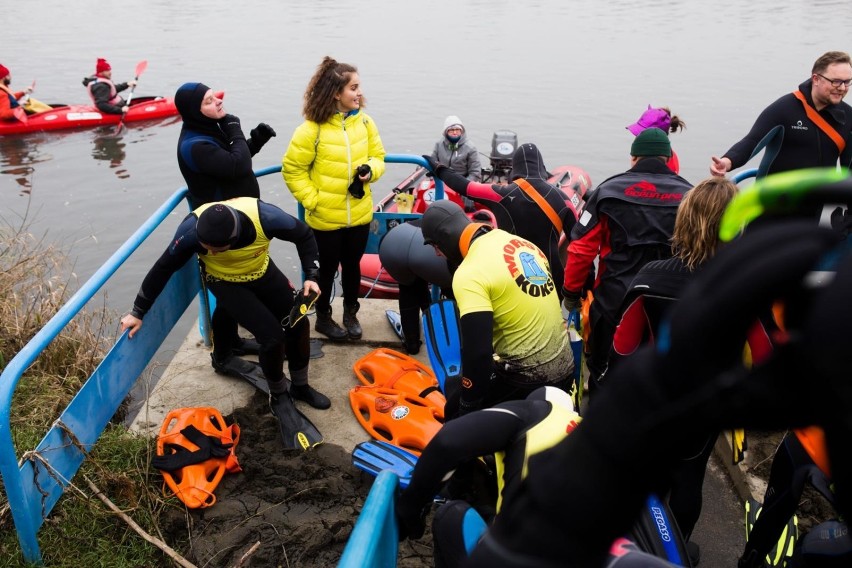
[
  {"xmin": 396, "ymin": 496, "xmax": 429, "ymax": 541},
  {"xmin": 421, "ymin": 155, "xmax": 444, "ymax": 176},
  {"xmin": 457, "ymin": 396, "xmax": 483, "ymax": 418},
  {"xmin": 219, "ymin": 114, "xmax": 244, "ymax": 140},
  {"xmin": 249, "ymin": 123, "xmax": 276, "ymax": 148},
  {"xmin": 348, "ymin": 164, "xmax": 371, "ymax": 199},
  {"xmin": 561, "ymin": 290, "xmax": 582, "ymax": 313}
]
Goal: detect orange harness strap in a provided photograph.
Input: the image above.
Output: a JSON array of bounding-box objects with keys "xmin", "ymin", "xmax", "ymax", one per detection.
[
  {"xmin": 459, "ymin": 223, "xmax": 489, "ymax": 258},
  {"xmin": 515, "ymin": 178, "xmax": 563, "ymax": 234},
  {"xmin": 792, "ymin": 90, "xmax": 846, "ymax": 154}
]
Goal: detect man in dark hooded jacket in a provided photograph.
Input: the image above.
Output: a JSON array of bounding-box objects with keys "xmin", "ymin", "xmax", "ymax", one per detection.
[
  {"xmin": 421, "ymin": 200, "xmax": 573, "ymax": 419},
  {"xmin": 174, "ymin": 82, "xmax": 277, "ymax": 208},
  {"xmin": 424, "ymin": 143, "xmax": 578, "ymax": 296}
]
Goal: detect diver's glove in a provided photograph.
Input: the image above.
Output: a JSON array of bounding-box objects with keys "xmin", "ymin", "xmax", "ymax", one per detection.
[
  {"xmin": 396, "ymin": 495, "xmax": 429, "ymax": 541},
  {"xmin": 561, "ymin": 290, "xmax": 582, "ymax": 313},
  {"xmin": 348, "ymin": 164, "xmax": 372, "ymax": 199},
  {"xmin": 249, "ymin": 123, "xmax": 276, "ymax": 148},
  {"xmin": 219, "ymin": 114, "xmax": 245, "ymax": 141},
  {"xmin": 421, "ymin": 154, "xmax": 446, "ymax": 177},
  {"xmin": 457, "ymin": 396, "xmax": 483, "ymax": 418}
]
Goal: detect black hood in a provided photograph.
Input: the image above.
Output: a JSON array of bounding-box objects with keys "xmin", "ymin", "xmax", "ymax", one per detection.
[
  {"xmin": 175, "ymin": 82, "xmax": 223, "ymax": 138},
  {"xmin": 421, "ymin": 200, "xmax": 473, "ymax": 269},
  {"xmin": 510, "ymin": 143, "xmax": 549, "ymax": 181}
]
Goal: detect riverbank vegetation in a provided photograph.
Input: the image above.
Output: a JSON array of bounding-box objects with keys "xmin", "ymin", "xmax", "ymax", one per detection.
[{"xmin": 0, "ymin": 226, "xmax": 172, "ymax": 567}]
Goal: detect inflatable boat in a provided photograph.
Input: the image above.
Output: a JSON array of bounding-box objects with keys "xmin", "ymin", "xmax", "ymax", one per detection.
[{"xmin": 360, "ymin": 132, "xmax": 592, "ymax": 299}]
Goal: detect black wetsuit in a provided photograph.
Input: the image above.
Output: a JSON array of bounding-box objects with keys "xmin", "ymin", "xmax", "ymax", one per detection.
[
  {"xmin": 722, "ymin": 79, "xmax": 852, "ymax": 177},
  {"xmin": 129, "ymin": 199, "xmax": 319, "ymax": 383},
  {"xmin": 433, "ymin": 143, "xmax": 577, "ymax": 296},
  {"xmin": 174, "ymin": 82, "xmax": 271, "ymax": 209},
  {"xmin": 610, "ymin": 256, "xmax": 715, "ymax": 542},
  {"xmin": 741, "ymin": 431, "xmax": 828, "ymax": 566},
  {"xmin": 397, "ymin": 392, "xmax": 580, "ymax": 568},
  {"xmin": 464, "ymin": 220, "xmax": 848, "ymax": 568}
]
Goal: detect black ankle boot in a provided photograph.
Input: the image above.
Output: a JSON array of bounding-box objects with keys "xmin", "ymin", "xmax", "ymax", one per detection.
[
  {"xmin": 343, "ymin": 301, "xmax": 362, "ymax": 339},
  {"xmin": 315, "ymin": 307, "xmax": 347, "ymax": 340},
  {"xmin": 290, "ymin": 384, "xmax": 331, "ymax": 409}
]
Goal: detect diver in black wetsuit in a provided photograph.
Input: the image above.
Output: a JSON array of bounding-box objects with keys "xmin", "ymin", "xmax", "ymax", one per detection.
[
  {"xmin": 424, "ymin": 143, "xmax": 578, "ymax": 296},
  {"xmin": 173, "ymin": 81, "xmax": 278, "ymax": 364},
  {"xmin": 119, "ymin": 198, "xmax": 330, "ymax": 411},
  {"xmin": 396, "ymin": 386, "xmax": 581, "ymax": 568},
  {"xmin": 710, "ymin": 51, "xmax": 852, "ymax": 187},
  {"xmin": 462, "ymin": 215, "xmax": 851, "ymax": 567},
  {"xmin": 174, "ymin": 82, "xmax": 276, "ymax": 208}
]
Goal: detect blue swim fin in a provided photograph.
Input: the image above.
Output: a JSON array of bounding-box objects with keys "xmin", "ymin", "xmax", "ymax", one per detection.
[
  {"xmin": 385, "ymin": 309, "xmax": 405, "ymax": 340},
  {"xmin": 422, "ymin": 299, "xmax": 462, "ymax": 393},
  {"xmin": 628, "ymin": 494, "xmax": 690, "ymax": 565},
  {"xmin": 352, "ymin": 440, "xmax": 418, "ymax": 489}
]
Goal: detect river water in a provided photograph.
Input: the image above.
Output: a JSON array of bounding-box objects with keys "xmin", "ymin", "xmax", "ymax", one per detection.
[{"xmin": 0, "ymin": 0, "xmax": 847, "ymax": 311}]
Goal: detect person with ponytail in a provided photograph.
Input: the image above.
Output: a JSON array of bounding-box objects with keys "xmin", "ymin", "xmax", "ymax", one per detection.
[{"xmin": 282, "ymin": 56, "xmax": 386, "ymax": 341}]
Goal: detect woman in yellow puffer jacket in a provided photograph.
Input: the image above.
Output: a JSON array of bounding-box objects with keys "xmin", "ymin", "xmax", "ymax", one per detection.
[{"xmin": 283, "ymin": 56, "xmax": 386, "ymax": 341}]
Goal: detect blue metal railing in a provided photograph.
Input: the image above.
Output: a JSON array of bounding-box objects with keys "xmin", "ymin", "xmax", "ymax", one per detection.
[
  {"xmin": 338, "ymin": 471, "xmax": 400, "ymax": 567},
  {"xmin": 0, "ymin": 165, "xmax": 281, "ymax": 564},
  {"xmin": 0, "ymin": 156, "xmax": 432, "ymax": 564},
  {"xmin": 733, "ymin": 168, "xmax": 758, "ymax": 184},
  {"xmin": 295, "ymin": 154, "xmax": 442, "ymax": 256}
]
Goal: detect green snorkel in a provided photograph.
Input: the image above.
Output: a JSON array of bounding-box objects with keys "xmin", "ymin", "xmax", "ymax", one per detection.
[{"xmin": 720, "ymin": 168, "xmax": 852, "ymax": 242}]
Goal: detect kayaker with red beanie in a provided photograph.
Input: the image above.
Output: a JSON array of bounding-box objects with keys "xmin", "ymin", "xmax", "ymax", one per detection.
[
  {"xmin": 81, "ymin": 57, "xmax": 137, "ymax": 115},
  {"xmin": 0, "ymin": 64, "xmax": 33, "ymax": 121}
]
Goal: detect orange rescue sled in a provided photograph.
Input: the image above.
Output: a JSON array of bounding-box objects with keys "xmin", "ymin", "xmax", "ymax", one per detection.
[
  {"xmin": 154, "ymin": 407, "xmax": 242, "ymax": 509},
  {"xmin": 349, "ymin": 386, "xmax": 444, "ymax": 456},
  {"xmin": 353, "ymin": 347, "xmax": 446, "ymax": 408}
]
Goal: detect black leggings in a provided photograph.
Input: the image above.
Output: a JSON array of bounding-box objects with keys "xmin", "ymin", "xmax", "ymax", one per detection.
[
  {"xmin": 587, "ymin": 304, "xmax": 617, "ymax": 397},
  {"xmin": 313, "ymin": 224, "xmax": 369, "ymax": 311},
  {"xmin": 667, "ymin": 431, "xmax": 716, "ymax": 540},
  {"xmin": 208, "ymin": 260, "xmax": 310, "ymax": 382},
  {"xmin": 432, "ymin": 500, "xmax": 487, "ymax": 568}
]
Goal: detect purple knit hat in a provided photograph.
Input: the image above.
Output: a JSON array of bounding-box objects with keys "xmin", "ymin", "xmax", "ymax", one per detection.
[{"xmin": 627, "ymin": 105, "xmax": 671, "ymax": 136}]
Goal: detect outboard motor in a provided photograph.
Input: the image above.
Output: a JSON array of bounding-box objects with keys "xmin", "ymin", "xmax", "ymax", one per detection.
[{"xmin": 489, "ymin": 130, "xmax": 518, "ymax": 180}]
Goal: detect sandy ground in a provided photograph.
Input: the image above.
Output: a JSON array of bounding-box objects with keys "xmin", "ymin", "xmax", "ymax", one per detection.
[{"xmin": 159, "ymin": 393, "xmax": 433, "ymax": 568}]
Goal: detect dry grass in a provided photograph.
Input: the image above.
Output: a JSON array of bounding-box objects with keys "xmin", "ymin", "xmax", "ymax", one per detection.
[{"xmin": 0, "ymin": 223, "xmax": 177, "ymax": 567}]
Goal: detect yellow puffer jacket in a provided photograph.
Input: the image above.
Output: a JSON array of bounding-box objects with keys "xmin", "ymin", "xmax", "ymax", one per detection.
[{"xmin": 282, "ymin": 110, "xmax": 386, "ymax": 231}]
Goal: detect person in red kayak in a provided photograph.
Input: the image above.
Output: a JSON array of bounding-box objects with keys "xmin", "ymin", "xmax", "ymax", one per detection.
[
  {"xmin": 81, "ymin": 58, "xmax": 137, "ymax": 115},
  {"xmin": 0, "ymin": 64, "xmax": 33, "ymax": 121}
]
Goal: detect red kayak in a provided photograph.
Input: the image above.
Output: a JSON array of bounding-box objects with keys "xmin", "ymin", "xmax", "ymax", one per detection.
[
  {"xmin": 359, "ymin": 161, "xmax": 592, "ymax": 299},
  {"xmin": 0, "ymin": 92, "xmax": 224, "ymax": 136}
]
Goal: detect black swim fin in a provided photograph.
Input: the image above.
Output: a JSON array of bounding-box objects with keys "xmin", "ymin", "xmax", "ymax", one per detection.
[
  {"xmin": 287, "ymin": 289, "xmax": 319, "ymax": 328},
  {"xmin": 270, "ymin": 392, "xmax": 324, "ymax": 451},
  {"xmin": 745, "ymin": 497, "xmax": 797, "ymax": 567},
  {"xmin": 352, "ymin": 440, "xmax": 418, "ymax": 489},
  {"xmin": 422, "ymin": 299, "xmax": 462, "ymax": 393},
  {"xmin": 212, "ymin": 354, "xmax": 269, "ymax": 393}
]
